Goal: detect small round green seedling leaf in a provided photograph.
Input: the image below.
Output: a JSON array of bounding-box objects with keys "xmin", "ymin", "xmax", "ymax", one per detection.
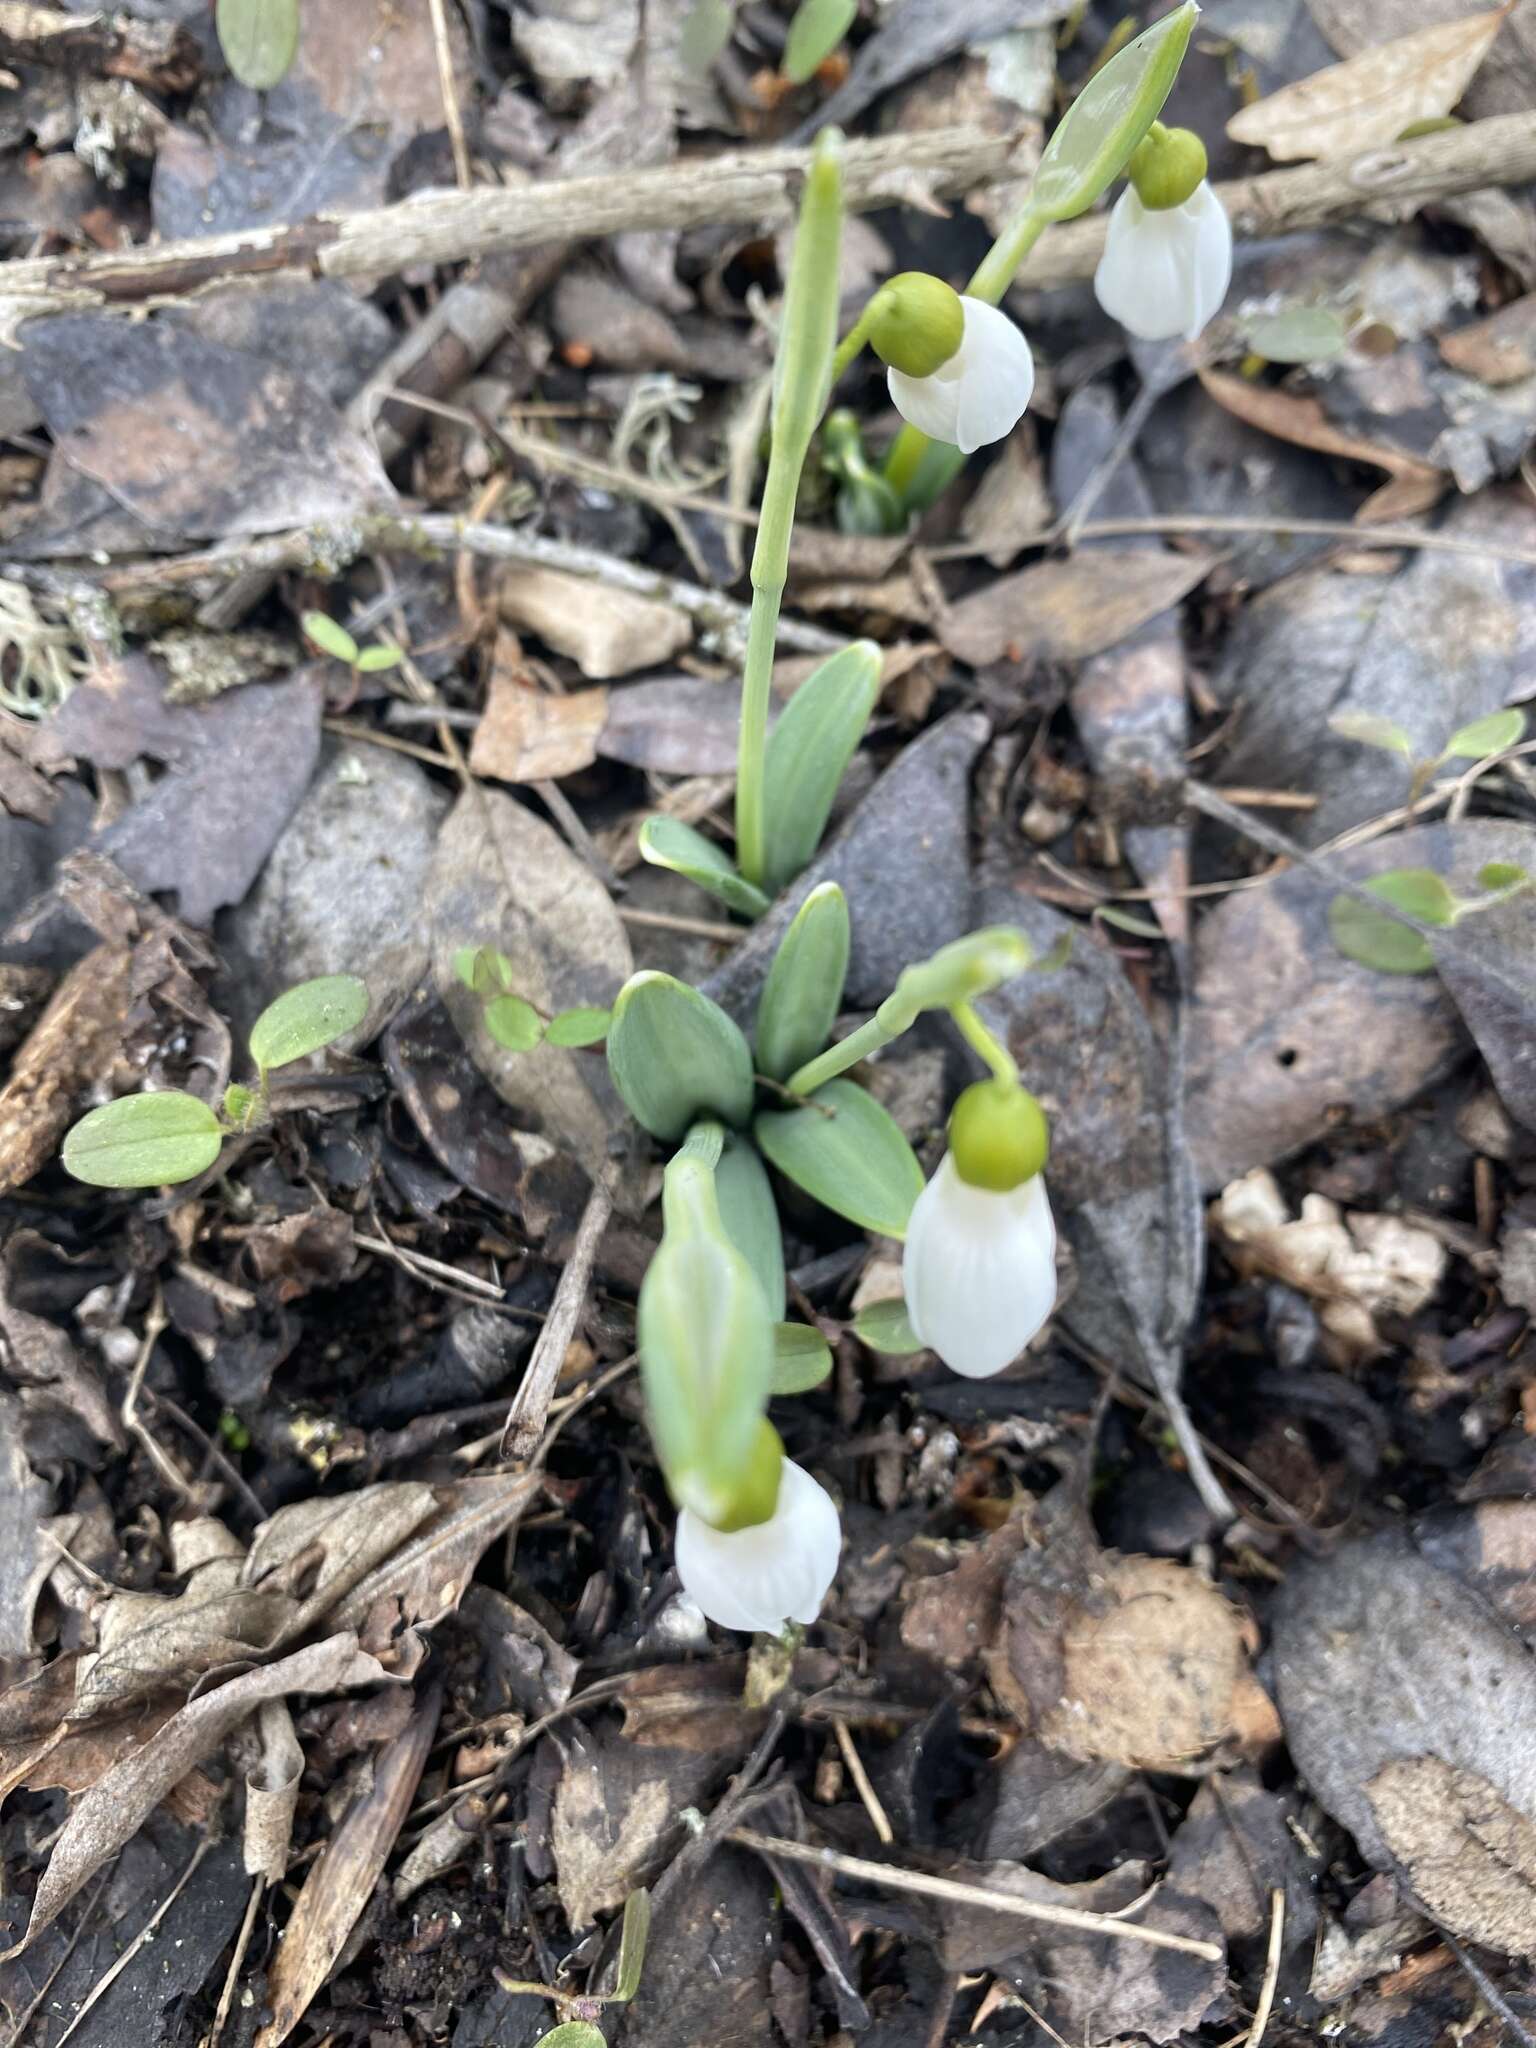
[
  {"xmin": 1328, "ymin": 869, "xmax": 1453, "ymax": 975},
  {"xmin": 638, "ymin": 816, "xmax": 770, "ymax": 920},
  {"xmin": 484, "ymin": 994, "xmax": 545, "ymax": 1052},
  {"xmin": 1441, "ymin": 707, "xmax": 1526, "ymax": 761},
  {"xmin": 770, "ymin": 1322, "xmax": 833, "ymax": 1393},
  {"xmin": 851, "ymin": 1297, "xmax": 924, "ymax": 1355},
  {"xmin": 1328, "ymin": 710, "xmax": 1414, "ymax": 759},
  {"xmin": 782, "ymin": 0, "xmax": 856, "ymax": 83},
  {"xmin": 299, "ymin": 609, "xmax": 357, "ymax": 664},
  {"xmin": 755, "ymin": 1079, "xmax": 924, "ymax": 1238},
  {"xmin": 1476, "ymin": 861, "xmax": 1531, "ymax": 895},
  {"xmin": 544, "ymin": 1006, "xmax": 611, "ymax": 1048},
  {"xmin": 455, "ymin": 946, "xmax": 515, "ymax": 996},
  {"xmin": 1030, "ymin": 1, "xmax": 1196, "ymax": 223},
  {"xmin": 217, "ymin": 0, "xmax": 299, "ymax": 90},
  {"xmin": 613, "ymin": 1888, "xmax": 651, "ymax": 2004},
  {"xmin": 755, "ymin": 882, "xmax": 850, "ymax": 1082},
  {"xmin": 759, "ymin": 641, "xmax": 882, "ymax": 896},
  {"xmin": 1244, "ymin": 307, "xmax": 1347, "ymax": 363},
  {"xmin": 715, "ymin": 1134, "xmax": 786, "ymax": 1320},
  {"xmin": 249, "ymin": 974, "xmax": 369, "ymax": 1073},
  {"xmin": 354, "ymin": 643, "xmax": 403, "ymax": 673},
  {"xmin": 607, "ymin": 972, "xmax": 755, "ymax": 1139},
  {"xmin": 535, "ymin": 2028, "xmax": 607, "ymax": 2048},
  {"xmin": 62, "ymin": 1092, "xmax": 224, "ymax": 1189}
]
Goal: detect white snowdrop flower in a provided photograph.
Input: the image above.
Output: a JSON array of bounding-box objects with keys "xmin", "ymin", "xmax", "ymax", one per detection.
[
  {"xmin": 1093, "ymin": 134, "xmax": 1232, "ymax": 344},
  {"xmin": 903, "ymin": 1153, "xmax": 1058, "ymax": 1379},
  {"xmin": 886, "ymin": 296, "xmax": 1034, "ymax": 453},
  {"xmin": 675, "ymin": 1458, "xmax": 841, "ymax": 1635}
]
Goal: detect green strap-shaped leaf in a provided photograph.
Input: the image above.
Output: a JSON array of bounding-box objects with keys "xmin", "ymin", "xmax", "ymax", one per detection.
[
  {"xmin": 755, "ymin": 882, "xmax": 850, "ymax": 1082},
  {"xmin": 759, "ymin": 641, "xmax": 882, "ymax": 896},
  {"xmin": 613, "ymin": 1888, "xmax": 651, "ymax": 2003},
  {"xmin": 62, "ymin": 1092, "xmax": 224, "ymax": 1189},
  {"xmin": 851, "ymin": 1298, "xmax": 924, "ymax": 1355},
  {"xmin": 715, "ymin": 1134, "xmax": 786, "ymax": 1320},
  {"xmin": 755, "ymin": 1079, "xmax": 923, "ymax": 1238},
  {"xmin": 248, "ymin": 974, "xmax": 369, "ymax": 1073},
  {"xmin": 770, "ymin": 1321, "xmax": 833, "ymax": 1393},
  {"xmin": 638, "ymin": 816, "xmax": 770, "ymax": 920},
  {"xmin": 1029, "ymin": 1, "xmax": 1196, "ymax": 223},
  {"xmin": 782, "ymin": 0, "xmax": 856, "ymax": 83},
  {"xmin": 217, "ymin": 0, "xmax": 300, "ymax": 90},
  {"xmin": 607, "ymin": 972, "xmax": 755, "ymax": 1139}
]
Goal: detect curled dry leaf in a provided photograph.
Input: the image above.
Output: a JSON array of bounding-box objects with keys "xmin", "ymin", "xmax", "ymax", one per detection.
[
  {"xmin": 0, "ymin": 942, "xmax": 132, "ymax": 1197},
  {"xmin": 244, "ymin": 1697, "xmax": 304, "ymax": 1882},
  {"xmin": 327, "ymin": 1474, "xmax": 541, "ymax": 1639},
  {"xmin": 1197, "ymin": 369, "xmax": 1443, "ymax": 522},
  {"xmin": 1226, "ymin": 8, "xmax": 1510, "ymax": 161},
  {"xmin": 3, "ymin": 1632, "xmax": 387, "ymax": 1955}
]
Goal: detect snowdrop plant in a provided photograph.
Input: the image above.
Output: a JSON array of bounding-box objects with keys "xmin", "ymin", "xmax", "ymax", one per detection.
[{"xmin": 1093, "ymin": 123, "xmax": 1233, "ymax": 343}]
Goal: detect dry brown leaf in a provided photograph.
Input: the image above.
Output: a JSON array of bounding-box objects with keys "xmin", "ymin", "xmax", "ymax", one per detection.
[
  {"xmin": 499, "ymin": 564, "xmax": 690, "ymax": 678},
  {"xmin": 1197, "ymin": 369, "xmax": 1445, "ymax": 522},
  {"xmin": 938, "ymin": 551, "xmax": 1212, "ymax": 670},
  {"xmin": 244, "ymin": 1698, "xmax": 304, "ymax": 1881},
  {"xmin": 1226, "ymin": 7, "xmax": 1510, "ymax": 160},
  {"xmin": 552, "ymin": 1737, "xmax": 675, "ymax": 1928},
  {"xmin": 0, "ymin": 943, "xmax": 132, "ymax": 1197},
  {"xmin": 1439, "ymin": 294, "xmax": 1536, "ymax": 386},
  {"xmin": 0, "ymin": 1233, "xmax": 123, "ymax": 1451},
  {"xmin": 328, "ymin": 1474, "xmax": 540, "ymax": 1639},
  {"xmin": 245, "ymin": 1481, "xmax": 440, "ymax": 1639},
  {"xmin": 254, "ymin": 1684, "xmax": 441, "ymax": 2048},
  {"xmin": 2, "ymin": 1632, "xmax": 386, "ymax": 1955},
  {"xmin": 1367, "ymin": 1757, "xmax": 1536, "ymax": 1955},
  {"xmin": 470, "ymin": 673, "xmax": 609, "ymax": 783}
]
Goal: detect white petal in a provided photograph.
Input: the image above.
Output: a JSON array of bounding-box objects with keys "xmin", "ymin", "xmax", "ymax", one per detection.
[
  {"xmin": 903, "ymin": 1154, "xmax": 1057, "ymax": 1379},
  {"xmin": 887, "ymin": 354, "xmax": 964, "ymax": 444},
  {"xmin": 951, "ymin": 298, "xmax": 1034, "ymax": 453},
  {"xmin": 1093, "ymin": 184, "xmax": 1232, "ymax": 344},
  {"xmin": 1181, "ymin": 182, "xmax": 1233, "ymax": 340},
  {"xmin": 674, "ymin": 1459, "xmax": 841, "ymax": 1635}
]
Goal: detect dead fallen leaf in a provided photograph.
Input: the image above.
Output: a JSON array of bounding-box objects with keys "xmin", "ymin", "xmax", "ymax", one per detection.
[
  {"xmin": 1439, "ymin": 292, "xmax": 1536, "ymax": 385},
  {"xmin": 470, "ymin": 673, "xmax": 609, "ymax": 782},
  {"xmin": 4, "ymin": 1633, "xmax": 386, "ymax": 1955},
  {"xmin": 0, "ymin": 942, "xmax": 131, "ymax": 1196},
  {"xmin": 0, "ymin": 1232, "xmax": 123, "ymax": 1452},
  {"xmin": 598, "ymin": 674, "xmax": 755, "ymax": 776},
  {"xmin": 1226, "ymin": 8, "xmax": 1510, "ymax": 160},
  {"xmin": 499, "ymin": 564, "xmax": 691, "ymax": 679},
  {"xmin": 0, "ymin": 1389, "xmax": 53, "ymax": 1662},
  {"xmin": 938, "ymin": 550, "xmax": 1212, "ymax": 669},
  {"xmin": 328, "ymin": 1474, "xmax": 540, "ymax": 1640},
  {"xmin": 551, "ymin": 1724, "xmax": 713, "ymax": 1929},
  {"xmin": 1368, "ymin": 1756, "xmax": 1536, "ymax": 1954},
  {"xmin": 244, "ymin": 1698, "xmax": 304, "ymax": 1882},
  {"xmin": 1198, "ymin": 369, "xmax": 1444, "ymax": 520}
]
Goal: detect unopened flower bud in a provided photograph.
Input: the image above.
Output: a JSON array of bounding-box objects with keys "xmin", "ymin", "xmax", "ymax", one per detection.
[
  {"xmin": 867, "ymin": 272, "xmax": 965, "ymax": 378},
  {"xmin": 1128, "ymin": 123, "xmax": 1208, "ymax": 211},
  {"xmin": 948, "ymin": 1077, "xmax": 1050, "ymax": 1191}
]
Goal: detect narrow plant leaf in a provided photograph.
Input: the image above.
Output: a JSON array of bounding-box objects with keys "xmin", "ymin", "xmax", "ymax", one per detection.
[
  {"xmin": 851, "ymin": 1298, "xmax": 924, "ymax": 1355},
  {"xmin": 299, "ymin": 610, "xmax": 355, "ymax": 663},
  {"xmin": 760, "ymin": 641, "xmax": 883, "ymax": 895},
  {"xmin": 769, "ymin": 1321, "xmax": 834, "ymax": 1393},
  {"xmin": 216, "ymin": 0, "xmax": 301, "ymax": 91},
  {"xmin": 545, "ymin": 1006, "xmax": 611, "ymax": 1048},
  {"xmin": 1329, "ymin": 710, "xmax": 1414, "ymax": 759},
  {"xmin": 782, "ymin": 0, "xmax": 856, "ymax": 83},
  {"xmin": 1442, "ymin": 707, "xmax": 1526, "ymax": 761},
  {"xmin": 755, "ymin": 1079, "xmax": 924, "ymax": 1238},
  {"xmin": 62, "ymin": 1092, "xmax": 224, "ymax": 1189},
  {"xmin": 1029, "ymin": 0, "xmax": 1196, "ymax": 222},
  {"xmin": 607, "ymin": 972, "xmax": 755, "ymax": 1139},
  {"xmin": 715, "ymin": 1134, "xmax": 786, "ymax": 1320},
  {"xmin": 613, "ymin": 1888, "xmax": 651, "ymax": 2003},
  {"xmin": 755, "ymin": 882, "xmax": 850, "ymax": 1082},
  {"xmin": 1244, "ymin": 307, "xmax": 1349, "ymax": 363},
  {"xmin": 484, "ymin": 995, "xmax": 545, "ymax": 1053},
  {"xmin": 249, "ymin": 974, "xmax": 369, "ymax": 1073},
  {"xmin": 354, "ymin": 644, "xmax": 402, "ymax": 673},
  {"xmin": 1328, "ymin": 870, "xmax": 1455, "ymax": 975},
  {"xmin": 638, "ymin": 816, "xmax": 770, "ymax": 920}
]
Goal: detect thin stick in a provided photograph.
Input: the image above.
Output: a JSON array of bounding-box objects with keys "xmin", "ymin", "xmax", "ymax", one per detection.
[
  {"xmin": 1246, "ymin": 1890, "xmax": 1285, "ymax": 2048},
  {"xmin": 424, "ymin": 0, "xmax": 471, "ymax": 192},
  {"xmin": 501, "ymin": 1178, "xmax": 613, "ymax": 1461},
  {"xmin": 121, "ymin": 1288, "xmax": 191, "ymax": 1499},
  {"xmin": 619, "ymin": 905, "xmax": 744, "ymax": 944},
  {"xmin": 833, "ymin": 1718, "xmax": 894, "ymax": 1846},
  {"xmin": 726, "ymin": 1829, "xmax": 1224, "ymax": 1962},
  {"xmin": 353, "ymin": 1230, "xmax": 511, "ymax": 1304},
  {"xmin": 203, "ymin": 1875, "xmax": 265, "ymax": 2048},
  {"xmin": 930, "ymin": 512, "xmax": 1536, "ymax": 575}
]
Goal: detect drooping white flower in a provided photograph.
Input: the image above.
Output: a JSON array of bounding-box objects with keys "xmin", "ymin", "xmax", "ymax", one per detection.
[
  {"xmin": 903, "ymin": 1153, "xmax": 1057, "ymax": 1379},
  {"xmin": 675, "ymin": 1458, "xmax": 841, "ymax": 1634},
  {"xmin": 886, "ymin": 296, "xmax": 1034, "ymax": 453},
  {"xmin": 1093, "ymin": 181, "xmax": 1232, "ymax": 344}
]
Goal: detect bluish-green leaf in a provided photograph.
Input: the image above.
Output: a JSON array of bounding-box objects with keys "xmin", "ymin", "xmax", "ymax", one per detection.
[
  {"xmin": 1029, "ymin": 1, "xmax": 1196, "ymax": 223},
  {"xmin": 300, "ymin": 609, "xmax": 357, "ymax": 663},
  {"xmin": 484, "ymin": 994, "xmax": 544, "ymax": 1052},
  {"xmin": 679, "ymin": 0, "xmax": 734, "ymax": 72},
  {"xmin": 607, "ymin": 972, "xmax": 755, "ymax": 1139},
  {"xmin": 755, "ymin": 1079, "xmax": 923, "ymax": 1238},
  {"xmin": 217, "ymin": 0, "xmax": 300, "ymax": 90},
  {"xmin": 759, "ymin": 641, "xmax": 882, "ymax": 895},
  {"xmin": 248, "ymin": 974, "xmax": 369, "ymax": 1072},
  {"xmin": 613, "ymin": 1888, "xmax": 651, "ymax": 2003},
  {"xmin": 782, "ymin": 0, "xmax": 856, "ymax": 83},
  {"xmin": 62, "ymin": 1092, "xmax": 224, "ymax": 1189},
  {"xmin": 1442, "ymin": 707, "xmax": 1526, "ymax": 761},
  {"xmin": 755, "ymin": 882, "xmax": 850, "ymax": 1082},
  {"xmin": 851, "ymin": 1298, "xmax": 923, "ymax": 1355},
  {"xmin": 545, "ymin": 1005, "xmax": 611, "ymax": 1048},
  {"xmin": 715, "ymin": 1134, "xmax": 786, "ymax": 1320},
  {"xmin": 1328, "ymin": 870, "xmax": 1454, "ymax": 975},
  {"xmin": 638, "ymin": 816, "xmax": 770, "ymax": 920},
  {"xmin": 1244, "ymin": 307, "xmax": 1348, "ymax": 363},
  {"xmin": 770, "ymin": 1321, "xmax": 833, "ymax": 1393}
]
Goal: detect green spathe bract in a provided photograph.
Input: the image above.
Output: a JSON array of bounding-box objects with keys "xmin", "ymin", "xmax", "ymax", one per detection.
[
  {"xmin": 1027, "ymin": 1, "xmax": 1198, "ymax": 225},
  {"xmin": 248, "ymin": 974, "xmax": 368, "ymax": 1074},
  {"xmin": 755, "ymin": 882, "xmax": 851, "ymax": 1083},
  {"xmin": 638, "ymin": 816, "xmax": 770, "ymax": 920},
  {"xmin": 755, "ymin": 1079, "xmax": 924, "ymax": 1239},
  {"xmin": 606, "ymin": 972, "xmax": 755, "ymax": 1139},
  {"xmin": 715, "ymin": 1133, "xmax": 787, "ymax": 1320},
  {"xmin": 759, "ymin": 640, "xmax": 883, "ymax": 895},
  {"xmin": 62, "ymin": 1091, "xmax": 224, "ymax": 1189}
]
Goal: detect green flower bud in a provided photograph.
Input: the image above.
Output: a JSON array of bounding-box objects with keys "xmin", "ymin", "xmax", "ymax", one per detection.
[
  {"xmin": 867, "ymin": 273, "xmax": 965, "ymax": 379},
  {"xmin": 708, "ymin": 1419, "xmax": 785, "ymax": 1532},
  {"xmin": 948, "ymin": 1077, "xmax": 1050, "ymax": 1192},
  {"xmin": 1128, "ymin": 123, "xmax": 1208, "ymax": 211}
]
